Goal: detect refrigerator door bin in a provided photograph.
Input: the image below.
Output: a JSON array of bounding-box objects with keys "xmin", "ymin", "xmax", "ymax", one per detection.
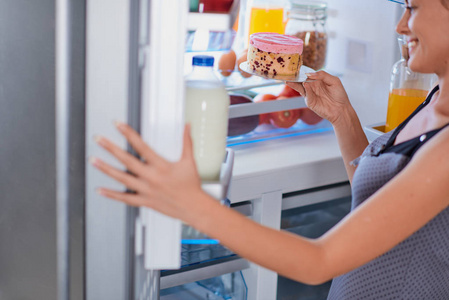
[
  {"xmin": 364, "ymin": 122, "xmax": 386, "ymax": 142},
  {"xmin": 182, "ymin": 148, "xmax": 236, "ymax": 245},
  {"xmin": 277, "ymin": 183, "xmax": 352, "ymax": 300}
]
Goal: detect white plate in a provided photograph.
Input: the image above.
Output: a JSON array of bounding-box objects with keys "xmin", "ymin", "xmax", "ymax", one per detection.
[{"xmin": 239, "ymin": 62, "xmax": 315, "ymax": 82}]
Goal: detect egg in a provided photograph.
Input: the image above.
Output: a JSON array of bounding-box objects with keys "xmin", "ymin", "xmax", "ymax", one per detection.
[
  {"xmin": 237, "ymin": 48, "xmax": 252, "ymax": 78},
  {"xmin": 218, "ymin": 50, "xmax": 236, "ymax": 77}
]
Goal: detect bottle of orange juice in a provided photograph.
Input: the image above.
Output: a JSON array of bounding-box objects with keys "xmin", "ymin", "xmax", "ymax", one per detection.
[
  {"xmin": 245, "ymin": 0, "xmax": 287, "ymax": 45},
  {"xmin": 385, "ymin": 36, "xmax": 437, "ymax": 132}
]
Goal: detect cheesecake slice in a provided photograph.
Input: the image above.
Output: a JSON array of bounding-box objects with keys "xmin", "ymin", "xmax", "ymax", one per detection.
[{"xmin": 248, "ymin": 32, "xmax": 303, "ymax": 77}]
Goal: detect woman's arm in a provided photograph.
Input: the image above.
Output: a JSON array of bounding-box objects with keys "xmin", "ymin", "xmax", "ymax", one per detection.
[
  {"xmin": 92, "ymin": 123, "xmax": 449, "ymax": 285},
  {"xmin": 326, "ymin": 105, "xmax": 368, "ymax": 182},
  {"xmin": 287, "ymin": 72, "xmax": 369, "ymax": 182}
]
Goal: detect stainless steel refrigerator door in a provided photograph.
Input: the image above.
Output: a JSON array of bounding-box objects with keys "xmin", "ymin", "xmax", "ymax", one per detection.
[
  {"xmin": 85, "ymin": 0, "xmax": 135, "ymax": 299},
  {"xmin": 0, "ymin": 0, "xmax": 85, "ymax": 299}
]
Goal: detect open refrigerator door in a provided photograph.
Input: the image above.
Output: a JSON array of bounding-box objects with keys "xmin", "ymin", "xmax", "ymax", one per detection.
[
  {"xmin": 137, "ymin": 0, "xmax": 187, "ymax": 270},
  {"xmin": 133, "ymin": 0, "xmax": 187, "ymax": 298}
]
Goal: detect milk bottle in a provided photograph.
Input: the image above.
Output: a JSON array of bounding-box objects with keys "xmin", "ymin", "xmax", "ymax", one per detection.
[{"xmin": 185, "ymin": 55, "xmax": 230, "ymax": 181}]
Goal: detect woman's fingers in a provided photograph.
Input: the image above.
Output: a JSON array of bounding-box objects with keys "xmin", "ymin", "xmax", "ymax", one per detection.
[
  {"xmin": 181, "ymin": 124, "xmax": 195, "ymax": 161},
  {"xmin": 91, "ymin": 157, "xmax": 150, "ymax": 194},
  {"xmin": 302, "ymin": 81, "xmax": 316, "ymax": 99},
  {"xmin": 95, "ymin": 136, "xmax": 149, "ymax": 178},
  {"xmin": 286, "ymin": 82, "xmax": 306, "ymax": 97},
  {"xmin": 306, "ymin": 70, "xmax": 340, "ymax": 86},
  {"xmin": 115, "ymin": 122, "xmax": 165, "ymax": 165},
  {"xmin": 97, "ymin": 188, "xmax": 151, "ymax": 207}
]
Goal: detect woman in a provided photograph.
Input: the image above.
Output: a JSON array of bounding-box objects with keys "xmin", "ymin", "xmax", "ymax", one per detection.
[{"xmin": 91, "ymin": 0, "xmax": 449, "ymax": 298}]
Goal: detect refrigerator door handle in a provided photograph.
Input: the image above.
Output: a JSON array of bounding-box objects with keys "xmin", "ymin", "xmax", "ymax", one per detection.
[{"xmin": 55, "ymin": 0, "xmax": 72, "ymax": 299}]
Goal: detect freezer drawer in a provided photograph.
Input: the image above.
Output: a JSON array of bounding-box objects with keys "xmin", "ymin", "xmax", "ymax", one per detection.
[
  {"xmin": 277, "ymin": 184, "xmax": 352, "ymax": 300},
  {"xmin": 159, "ymin": 202, "xmax": 252, "ymax": 300},
  {"xmin": 160, "ymin": 201, "xmax": 252, "ymax": 287},
  {"xmin": 161, "ymin": 271, "xmax": 247, "ymax": 300}
]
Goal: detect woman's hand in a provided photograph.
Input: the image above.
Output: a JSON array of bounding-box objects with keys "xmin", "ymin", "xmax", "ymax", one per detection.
[
  {"xmin": 90, "ymin": 122, "xmax": 205, "ymax": 221},
  {"xmin": 289, "ymin": 71, "xmax": 368, "ymax": 182},
  {"xmin": 287, "ymin": 71, "xmax": 352, "ymax": 125}
]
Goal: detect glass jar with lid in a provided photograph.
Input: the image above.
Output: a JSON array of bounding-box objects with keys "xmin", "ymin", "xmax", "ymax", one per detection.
[{"xmin": 285, "ymin": 0, "xmax": 328, "ymax": 70}]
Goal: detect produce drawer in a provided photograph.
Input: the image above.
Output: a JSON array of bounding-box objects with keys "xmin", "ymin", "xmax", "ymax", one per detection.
[{"xmin": 227, "ymin": 96, "xmax": 333, "ymax": 146}]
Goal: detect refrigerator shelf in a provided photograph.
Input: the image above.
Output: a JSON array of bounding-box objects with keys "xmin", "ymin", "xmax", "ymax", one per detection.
[
  {"xmin": 161, "ymin": 256, "xmax": 249, "ymax": 290},
  {"xmin": 223, "ymin": 71, "xmax": 283, "ymax": 92},
  {"xmin": 227, "ymin": 121, "xmax": 333, "ymax": 147},
  {"xmin": 223, "ymin": 69, "xmax": 344, "ymax": 92}
]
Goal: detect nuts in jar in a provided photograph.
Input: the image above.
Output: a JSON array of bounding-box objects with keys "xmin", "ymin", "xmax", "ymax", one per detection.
[
  {"xmin": 292, "ymin": 31, "xmax": 327, "ymax": 70},
  {"xmin": 285, "ymin": 1, "xmax": 328, "ymax": 70}
]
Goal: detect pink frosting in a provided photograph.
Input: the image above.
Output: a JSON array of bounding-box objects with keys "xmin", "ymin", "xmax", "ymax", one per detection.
[{"xmin": 250, "ymin": 32, "xmax": 303, "ymax": 54}]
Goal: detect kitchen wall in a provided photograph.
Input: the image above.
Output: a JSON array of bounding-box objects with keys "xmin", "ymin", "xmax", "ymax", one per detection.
[{"xmin": 325, "ymin": 0, "xmax": 402, "ymax": 126}]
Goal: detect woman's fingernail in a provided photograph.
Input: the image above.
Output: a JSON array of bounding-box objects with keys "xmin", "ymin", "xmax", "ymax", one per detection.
[
  {"xmin": 114, "ymin": 121, "xmax": 126, "ymax": 132},
  {"xmin": 89, "ymin": 156, "xmax": 101, "ymax": 167},
  {"xmin": 94, "ymin": 135, "xmax": 106, "ymax": 146},
  {"xmin": 96, "ymin": 188, "xmax": 106, "ymax": 196}
]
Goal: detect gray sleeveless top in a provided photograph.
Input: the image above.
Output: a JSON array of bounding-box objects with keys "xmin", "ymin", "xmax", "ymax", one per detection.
[{"xmin": 327, "ymin": 86, "xmax": 449, "ymax": 299}]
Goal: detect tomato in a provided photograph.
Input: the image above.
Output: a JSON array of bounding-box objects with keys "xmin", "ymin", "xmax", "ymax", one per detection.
[
  {"xmin": 269, "ymin": 96, "xmax": 301, "ymax": 128},
  {"xmin": 253, "ymin": 93, "xmax": 277, "ymax": 124},
  {"xmin": 278, "ymin": 84, "xmax": 301, "ymax": 98},
  {"xmin": 298, "ymin": 108, "xmax": 323, "ymax": 125}
]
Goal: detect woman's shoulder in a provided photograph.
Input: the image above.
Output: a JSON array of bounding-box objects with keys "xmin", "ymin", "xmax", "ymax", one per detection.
[
  {"xmin": 406, "ymin": 125, "xmax": 449, "ymax": 183},
  {"xmin": 413, "ymin": 124, "xmax": 449, "ymax": 159}
]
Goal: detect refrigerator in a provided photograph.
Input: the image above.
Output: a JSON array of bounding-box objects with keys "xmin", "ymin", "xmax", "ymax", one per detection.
[{"xmin": 0, "ymin": 0, "xmax": 402, "ymax": 299}]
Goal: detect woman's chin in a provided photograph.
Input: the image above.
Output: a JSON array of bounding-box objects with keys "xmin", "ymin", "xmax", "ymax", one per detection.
[{"xmin": 407, "ymin": 57, "xmax": 430, "ymax": 74}]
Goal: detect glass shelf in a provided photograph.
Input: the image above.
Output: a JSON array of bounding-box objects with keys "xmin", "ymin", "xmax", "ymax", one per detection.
[
  {"xmin": 227, "ymin": 120, "xmax": 333, "ymax": 147},
  {"xmin": 186, "ymin": 29, "xmax": 236, "ymax": 52},
  {"xmin": 186, "ymin": 0, "xmax": 239, "ymax": 52},
  {"xmin": 224, "ymin": 71, "xmax": 283, "ymax": 92}
]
